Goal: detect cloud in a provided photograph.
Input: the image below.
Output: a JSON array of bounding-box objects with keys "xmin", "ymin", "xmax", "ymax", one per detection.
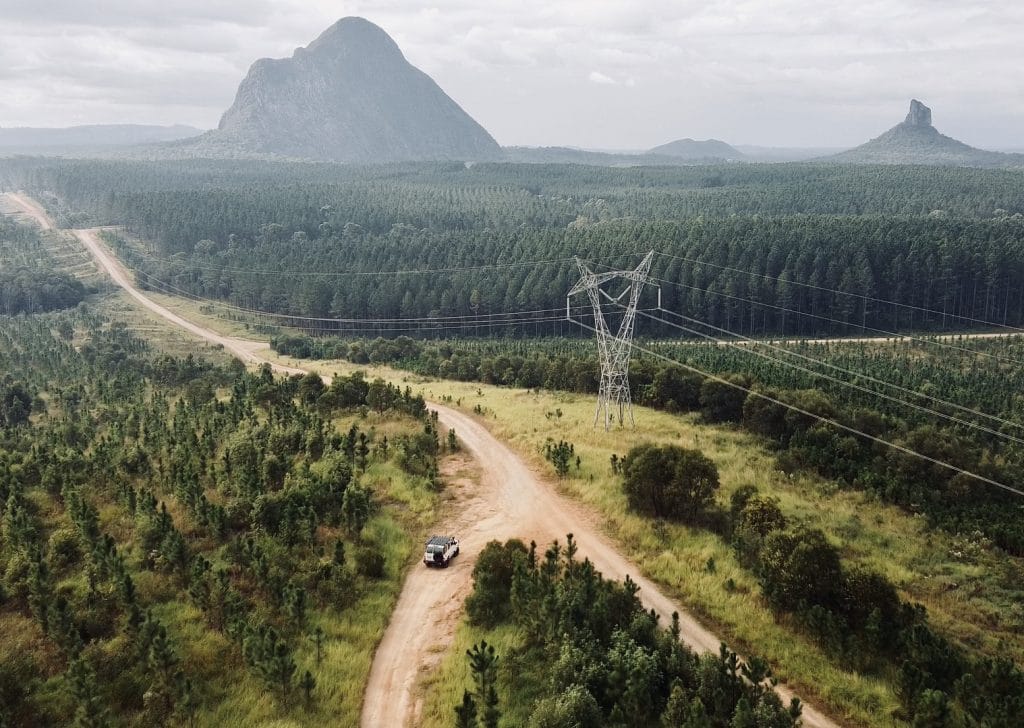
[{"xmin": 0, "ymin": 0, "xmax": 1020, "ymax": 148}]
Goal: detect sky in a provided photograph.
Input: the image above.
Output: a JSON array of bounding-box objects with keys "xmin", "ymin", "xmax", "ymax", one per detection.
[{"xmin": 0, "ymin": 0, "xmax": 1021, "ymax": 149}]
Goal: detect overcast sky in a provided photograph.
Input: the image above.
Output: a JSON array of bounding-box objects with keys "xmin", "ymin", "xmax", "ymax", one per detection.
[{"xmin": 1, "ymin": 0, "xmax": 1021, "ymax": 149}]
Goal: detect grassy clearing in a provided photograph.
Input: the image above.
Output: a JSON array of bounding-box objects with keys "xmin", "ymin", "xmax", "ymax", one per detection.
[
  {"xmin": 89, "ymin": 290, "xmax": 237, "ymax": 364},
  {"xmin": 63, "ymin": 268, "xmax": 1022, "ymax": 725},
  {"xmin": 258, "ymin": 351, "xmax": 1024, "ymax": 727}
]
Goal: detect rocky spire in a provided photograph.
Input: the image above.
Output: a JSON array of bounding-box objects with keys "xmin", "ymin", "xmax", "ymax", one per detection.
[{"xmin": 904, "ymin": 99, "xmax": 933, "ymax": 128}]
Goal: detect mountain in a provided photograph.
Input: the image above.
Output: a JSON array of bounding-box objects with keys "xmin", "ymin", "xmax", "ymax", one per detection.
[
  {"xmin": 192, "ymin": 17, "xmax": 500, "ymax": 163},
  {"xmin": 0, "ymin": 124, "xmax": 201, "ymax": 152},
  {"xmin": 829, "ymin": 100, "xmax": 1024, "ymax": 167},
  {"xmin": 647, "ymin": 138, "xmax": 743, "ymax": 160},
  {"xmin": 502, "ymin": 146, "xmax": 730, "ymax": 166}
]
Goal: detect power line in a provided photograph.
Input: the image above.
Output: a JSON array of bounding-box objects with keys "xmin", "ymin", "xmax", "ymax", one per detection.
[
  {"xmin": 569, "ymin": 317, "xmax": 1024, "ymax": 500},
  {"xmin": 635, "ymin": 307, "xmax": 1024, "ymax": 448},
  {"xmin": 581, "ymin": 258, "xmax": 1024, "ymax": 366},
  {"xmin": 640, "ymin": 271, "xmax": 1024, "ymax": 368},
  {"xmin": 654, "ymin": 307, "xmax": 1024, "ymax": 434},
  {"xmin": 135, "ymin": 273, "xmax": 586, "ymax": 334},
  {"xmin": 131, "ymin": 266, "xmax": 586, "ymax": 325}
]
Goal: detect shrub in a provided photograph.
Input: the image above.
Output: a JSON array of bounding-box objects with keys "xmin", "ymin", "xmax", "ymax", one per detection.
[
  {"xmin": 699, "ymin": 375, "xmax": 751, "ymax": 423},
  {"xmin": 621, "ymin": 444, "xmax": 719, "ymax": 523},
  {"xmin": 732, "ymin": 496, "xmax": 787, "ymax": 566},
  {"xmin": 356, "ymin": 547, "xmax": 385, "ymax": 579},
  {"xmin": 528, "ymin": 684, "xmax": 603, "ymax": 728},
  {"xmin": 466, "ymin": 540, "xmax": 528, "ymax": 628},
  {"xmin": 48, "ymin": 528, "xmax": 82, "ymax": 570}
]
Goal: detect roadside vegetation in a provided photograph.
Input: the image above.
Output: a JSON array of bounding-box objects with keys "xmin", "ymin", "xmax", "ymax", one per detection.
[
  {"xmin": 274, "ymin": 334, "xmax": 1024, "ymax": 557},
  {"xmin": 5, "ymin": 154, "xmax": 1024, "ymax": 726},
  {"xmin": 448, "ymin": 535, "xmax": 803, "ymax": 727},
  {"xmin": 0, "ymin": 312, "xmax": 443, "ymax": 727}
]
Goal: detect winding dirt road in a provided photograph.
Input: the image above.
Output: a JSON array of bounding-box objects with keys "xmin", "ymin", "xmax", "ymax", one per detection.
[{"xmin": 3, "ymin": 192, "xmax": 839, "ymax": 728}]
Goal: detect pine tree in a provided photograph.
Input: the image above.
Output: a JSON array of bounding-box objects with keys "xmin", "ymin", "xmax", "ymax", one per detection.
[
  {"xmin": 66, "ymin": 656, "xmax": 109, "ymax": 728},
  {"xmin": 312, "ymin": 626, "xmax": 326, "ymax": 665},
  {"xmin": 454, "ymin": 691, "xmax": 478, "ymax": 728},
  {"xmin": 299, "ymin": 670, "xmax": 316, "ymax": 706},
  {"xmin": 271, "ymin": 640, "xmax": 296, "ymax": 695},
  {"xmin": 287, "ymin": 585, "xmax": 307, "ymax": 629},
  {"xmin": 730, "ymin": 697, "xmax": 755, "ymax": 728},
  {"xmin": 466, "ymin": 641, "xmax": 499, "ymax": 728},
  {"xmin": 332, "ymin": 539, "xmax": 346, "ymax": 567}
]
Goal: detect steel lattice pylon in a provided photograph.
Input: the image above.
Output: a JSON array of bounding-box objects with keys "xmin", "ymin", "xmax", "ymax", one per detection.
[{"xmin": 568, "ymin": 251, "xmax": 655, "ymax": 429}]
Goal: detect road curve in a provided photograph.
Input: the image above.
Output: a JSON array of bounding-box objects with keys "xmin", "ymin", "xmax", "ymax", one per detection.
[
  {"xmin": 3, "ymin": 191, "xmax": 55, "ymax": 230},
  {"xmin": 2, "ymin": 192, "xmax": 840, "ymax": 728}
]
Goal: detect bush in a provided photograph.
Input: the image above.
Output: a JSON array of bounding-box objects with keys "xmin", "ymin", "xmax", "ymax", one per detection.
[
  {"xmin": 355, "ymin": 547, "xmax": 385, "ymax": 579},
  {"xmin": 466, "ymin": 540, "xmax": 528, "ymax": 628},
  {"xmin": 758, "ymin": 528, "xmax": 845, "ymax": 613},
  {"xmin": 699, "ymin": 375, "xmax": 751, "ymax": 423},
  {"xmin": 732, "ymin": 496, "xmax": 787, "ymax": 566},
  {"xmin": 621, "ymin": 444, "xmax": 719, "ymax": 523},
  {"xmin": 48, "ymin": 527, "xmax": 82, "ymax": 570},
  {"xmin": 528, "ymin": 684, "xmax": 603, "ymax": 728}
]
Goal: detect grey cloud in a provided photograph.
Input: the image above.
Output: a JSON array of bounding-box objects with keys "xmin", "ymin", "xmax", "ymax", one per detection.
[{"xmin": 0, "ymin": 0, "xmax": 1020, "ymax": 148}]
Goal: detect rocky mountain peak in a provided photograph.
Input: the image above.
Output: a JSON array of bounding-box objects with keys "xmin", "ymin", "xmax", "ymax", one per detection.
[
  {"xmin": 303, "ymin": 16, "xmax": 403, "ymax": 60},
  {"xmin": 196, "ymin": 17, "xmax": 500, "ymax": 162},
  {"xmin": 904, "ymin": 99, "xmax": 933, "ymax": 128},
  {"xmin": 829, "ymin": 99, "xmax": 1024, "ymax": 168}
]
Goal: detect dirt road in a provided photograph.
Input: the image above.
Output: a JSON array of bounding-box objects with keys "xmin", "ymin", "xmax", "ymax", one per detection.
[
  {"xmin": 3, "ymin": 192, "xmax": 839, "ymax": 728},
  {"xmin": 2, "ymin": 191, "xmax": 55, "ymax": 230}
]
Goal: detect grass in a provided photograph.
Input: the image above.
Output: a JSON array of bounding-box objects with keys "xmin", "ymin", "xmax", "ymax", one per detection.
[
  {"xmin": 75, "ymin": 414, "xmax": 446, "ymax": 728},
  {"xmin": 91, "ymin": 290, "xmax": 237, "ymax": 364},
  {"xmin": 46, "ymin": 263, "xmax": 1023, "ymax": 726},
  {"xmin": 417, "ymin": 622, "xmax": 533, "ymax": 728},
  {"xmin": 255, "ymin": 351, "xmax": 1024, "ymax": 728}
]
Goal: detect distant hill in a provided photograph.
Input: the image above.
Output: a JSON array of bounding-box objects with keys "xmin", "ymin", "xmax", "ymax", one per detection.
[
  {"xmin": 648, "ymin": 138, "xmax": 743, "ymax": 160},
  {"xmin": 735, "ymin": 145, "xmax": 847, "ymax": 162},
  {"xmin": 0, "ymin": 124, "xmax": 201, "ymax": 152},
  {"xmin": 503, "ymin": 145, "xmax": 743, "ymax": 166},
  {"xmin": 829, "ymin": 100, "xmax": 1024, "ymax": 167},
  {"xmin": 190, "ymin": 17, "xmax": 500, "ymax": 163}
]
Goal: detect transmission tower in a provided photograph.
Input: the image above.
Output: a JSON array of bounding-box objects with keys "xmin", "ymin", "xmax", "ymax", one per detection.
[{"xmin": 568, "ymin": 251, "xmax": 656, "ymax": 429}]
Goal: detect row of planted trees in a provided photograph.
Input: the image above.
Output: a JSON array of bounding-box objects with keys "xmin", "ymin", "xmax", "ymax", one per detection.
[
  {"xmin": 0, "ymin": 312, "xmax": 441, "ymax": 726},
  {"xmin": 7, "ymin": 156, "xmax": 1024, "ymax": 334}
]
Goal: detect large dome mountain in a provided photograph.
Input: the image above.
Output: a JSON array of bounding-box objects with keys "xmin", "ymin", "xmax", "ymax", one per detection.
[
  {"xmin": 193, "ymin": 17, "xmax": 500, "ymax": 162},
  {"xmin": 830, "ymin": 100, "xmax": 1024, "ymax": 167}
]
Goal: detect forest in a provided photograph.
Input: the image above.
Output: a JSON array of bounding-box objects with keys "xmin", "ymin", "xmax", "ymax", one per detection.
[
  {"xmin": 0, "ymin": 216, "xmax": 86, "ymax": 315},
  {"xmin": 4, "ymin": 154, "xmax": 1024, "ymax": 727},
  {"xmin": 0, "ymin": 311, "xmax": 444, "ymax": 727},
  {"xmin": 2, "ymin": 157, "xmax": 1024, "ymax": 336}
]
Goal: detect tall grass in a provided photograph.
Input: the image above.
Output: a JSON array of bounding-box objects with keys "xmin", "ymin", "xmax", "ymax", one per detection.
[{"xmin": 263, "ymin": 351, "xmax": 1024, "ymax": 727}]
